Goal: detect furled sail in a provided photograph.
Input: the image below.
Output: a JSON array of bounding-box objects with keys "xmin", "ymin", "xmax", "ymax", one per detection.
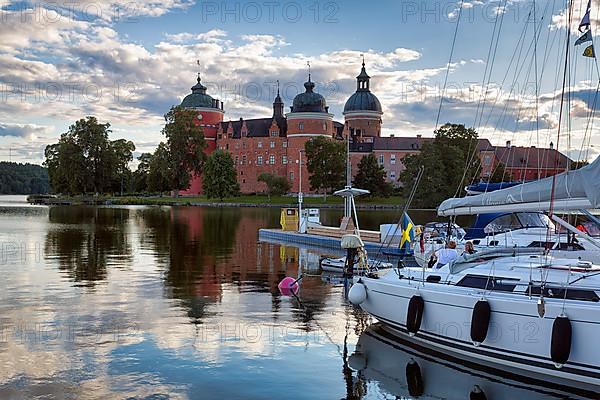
[{"xmin": 438, "ymin": 156, "xmax": 600, "ymax": 216}]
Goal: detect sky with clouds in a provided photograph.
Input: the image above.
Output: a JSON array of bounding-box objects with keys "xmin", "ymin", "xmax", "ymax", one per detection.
[{"xmin": 1, "ymin": 0, "xmax": 600, "ymax": 164}]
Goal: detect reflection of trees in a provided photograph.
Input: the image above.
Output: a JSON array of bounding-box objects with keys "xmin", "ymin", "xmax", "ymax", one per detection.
[
  {"xmin": 44, "ymin": 207, "xmax": 132, "ymax": 286},
  {"xmin": 139, "ymin": 207, "xmax": 243, "ymax": 324},
  {"xmin": 200, "ymin": 207, "xmax": 242, "ymax": 261}
]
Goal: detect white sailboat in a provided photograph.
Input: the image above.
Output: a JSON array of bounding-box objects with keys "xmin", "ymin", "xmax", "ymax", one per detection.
[{"xmin": 346, "ymin": 158, "xmax": 600, "ymax": 390}]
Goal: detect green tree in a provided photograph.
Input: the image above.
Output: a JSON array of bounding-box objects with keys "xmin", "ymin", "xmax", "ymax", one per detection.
[
  {"xmin": 162, "ymin": 106, "xmax": 207, "ymax": 195},
  {"xmin": 571, "ymin": 160, "xmax": 590, "ymax": 170},
  {"xmin": 258, "ymin": 173, "xmax": 291, "ymax": 199},
  {"xmin": 44, "ymin": 116, "xmax": 135, "ymax": 195},
  {"xmin": 488, "ymin": 162, "xmax": 513, "ymax": 183},
  {"xmin": 202, "ymin": 150, "xmax": 239, "ymax": 200},
  {"xmin": 133, "ymin": 153, "xmax": 153, "ymax": 192},
  {"xmin": 400, "ymin": 123, "xmax": 481, "ymax": 208},
  {"xmin": 109, "ymin": 138, "xmax": 135, "ymax": 194},
  {"xmin": 72, "ymin": 117, "xmax": 114, "ymax": 193},
  {"xmin": 0, "ymin": 162, "xmax": 50, "ymax": 194},
  {"xmin": 147, "ymin": 143, "xmax": 172, "ymax": 193},
  {"xmin": 353, "ymin": 154, "xmax": 393, "ymax": 197},
  {"xmin": 305, "ymin": 136, "xmax": 346, "ymax": 197}
]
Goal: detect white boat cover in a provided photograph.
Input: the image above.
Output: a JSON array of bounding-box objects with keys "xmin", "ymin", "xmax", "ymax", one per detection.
[{"xmin": 438, "ymin": 156, "xmax": 600, "ymax": 216}]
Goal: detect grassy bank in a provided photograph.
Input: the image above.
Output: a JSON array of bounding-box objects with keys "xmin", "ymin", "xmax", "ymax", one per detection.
[{"xmin": 107, "ymin": 194, "xmax": 407, "ymax": 208}]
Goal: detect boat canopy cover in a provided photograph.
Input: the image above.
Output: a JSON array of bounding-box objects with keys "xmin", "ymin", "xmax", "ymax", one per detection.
[
  {"xmin": 341, "ymin": 234, "xmax": 364, "ymax": 249},
  {"xmin": 438, "ymin": 156, "xmax": 600, "ymax": 216},
  {"xmin": 466, "ymin": 182, "xmax": 525, "ymax": 195}
]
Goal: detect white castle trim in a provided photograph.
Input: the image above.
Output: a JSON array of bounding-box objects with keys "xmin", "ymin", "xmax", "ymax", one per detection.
[{"xmin": 285, "ymin": 112, "xmax": 334, "ymax": 120}]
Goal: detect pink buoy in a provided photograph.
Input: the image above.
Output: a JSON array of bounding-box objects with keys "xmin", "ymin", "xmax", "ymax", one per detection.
[{"xmin": 278, "ymin": 277, "xmax": 299, "ymax": 296}]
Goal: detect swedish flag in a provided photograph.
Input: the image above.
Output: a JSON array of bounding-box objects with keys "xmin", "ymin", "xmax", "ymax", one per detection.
[{"xmin": 400, "ymin": 212, "xmax": 415, "ymax": 253}]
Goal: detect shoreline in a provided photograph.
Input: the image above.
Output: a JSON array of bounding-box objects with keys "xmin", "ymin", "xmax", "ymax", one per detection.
[{"xmin": 24, "ymin": 194, "xmax": 437, "ymax": 210}]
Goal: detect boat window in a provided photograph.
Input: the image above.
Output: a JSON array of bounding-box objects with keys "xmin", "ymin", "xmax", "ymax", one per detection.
[
  {"xmin": 456, "ymin": 275, "xmax": 518, "ymax": 292},
  {"xmin": 516, "ymin": 213, "xmax": 554, "ymax": 229},
  {"xmin": 426, "ymin": 275, "xmax": 441, "ymax": 283},
  {"xmin": 528, "ymin": 286, "xmax": 599, "ymax": 302},
  {"xmin": 484, "ymin": 214, "xmax": 521, "ymax": 233},
  {"xmin": 527, "ymin": 241, "xmax": 585, "ymax": 251},
  {"xmin": 484, "ymin": 213, "xmax": 555, "ymax": 234}
]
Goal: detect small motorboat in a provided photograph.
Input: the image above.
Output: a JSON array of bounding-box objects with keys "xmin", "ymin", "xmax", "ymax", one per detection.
[{"xmin": 320, "ymin": 256, "xmax": 392, "ymax": 273}]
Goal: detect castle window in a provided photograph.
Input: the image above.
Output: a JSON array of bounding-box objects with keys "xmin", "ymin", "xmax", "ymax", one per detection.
[
  {"xmin": 257, "ymin": 156, "xmax": 263, "ymax": 165},
  {"xmin": 390, "ymin": 154, "xmax": 396, "ymax": 165},
  {"xmin": 269, "ymin": 155, "xmax": 275, "ymax": 165},
  {"xmin": 271, "ymin": 131, "xmax": 278, "ymax": 137},
  {"xmin": 283, "ymin": 156, "xmax": 288, "ymax": 164},
  {"xmin": 290, "ymin": 172, "xmax": 294, "ymax": 181},
  {"xmin": 299, "ymin": 122, "xmax": 304, "ymax": 131},
  {"xmin": 235, "ymin": 143, "xmax": 239, "ymax": 149},
  {"xmin": 234, "ymin": 156, "xmax": 239, "ymax": 164},
  {"xmin": 258, "ymin": 142, "xmax": 263, "ymax": 148},
  {"xmin": 322, "ymin": 122, "xmax": 327, "ymax": 131},
  {"xmin": 378, "ymin": 154, "xmax": 384, "ymax": 165},
  {"xmin": 270, "ymin": 141, "xmax": 275, "ymax": 148},
  {"xmin": 390, "ymin": 171, "xmax": 396, "ymax": 180},
  {"xmin": 242, "ymin": 155, "xmax": 247, "ymax": 165},
  {"xmin": 283, "ymin": 142, "xmax": 288, "ymax": 148},
  {"xmin": 243, "ymin": 142, "xmax": 247, "ymax": 149}
]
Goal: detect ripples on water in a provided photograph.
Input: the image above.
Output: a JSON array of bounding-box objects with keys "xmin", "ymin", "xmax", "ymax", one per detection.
[{"xmin": 0, "ymin": 197, "xmax": 584, "ymax": 399}]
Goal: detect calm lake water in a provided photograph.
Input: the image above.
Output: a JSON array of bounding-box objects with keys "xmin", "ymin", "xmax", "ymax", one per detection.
[{"xmin": 0, "ymin": 196, "xmax": 584, "ymax": 399}]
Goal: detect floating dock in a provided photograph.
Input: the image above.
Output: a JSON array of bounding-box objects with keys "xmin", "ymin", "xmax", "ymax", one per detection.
[{"xmin": 258, "ymin": 228, "xmax": 417, "ymax": 266}]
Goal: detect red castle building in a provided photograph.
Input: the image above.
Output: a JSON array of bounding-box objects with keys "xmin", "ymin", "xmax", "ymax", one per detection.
[{"xmin": 178, "ymin": 63, "xmax": 570, "ymax": 195}]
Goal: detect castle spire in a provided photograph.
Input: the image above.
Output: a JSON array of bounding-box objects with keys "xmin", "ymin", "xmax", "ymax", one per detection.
[
  {"xmin": 357, "ymin": 57, "xmax": 370, "ymax": 91},
  {"xmin": 273, "ymin": 79, "xmax": 284, "ymax": 118}
]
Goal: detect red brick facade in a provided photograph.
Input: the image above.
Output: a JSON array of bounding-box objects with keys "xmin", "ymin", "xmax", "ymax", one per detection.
[{"xmin": 176, "ymin": 68, "xmax": 570, "ymax": 196}]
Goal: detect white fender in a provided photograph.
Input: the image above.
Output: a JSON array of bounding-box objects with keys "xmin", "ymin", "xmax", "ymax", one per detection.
[{"xmin": 348, "ymin": 282, "xmax": 367, "ymax": 305}]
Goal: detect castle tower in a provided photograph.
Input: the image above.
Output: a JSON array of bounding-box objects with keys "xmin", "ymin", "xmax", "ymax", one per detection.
[
  {"xmin": 273, "ymin": 81, "xmax": 284, "ymax": 119},
  {"xmin": 286, "ymin": 70, "xmax": 335, "ymax": 193},
  {"xmin": 343, "ymin": 60, "xmax": 383, "ymax": 142},
  {"xmin": 180, "ymin": 74, "xmax": 225, "ymax": 195}
]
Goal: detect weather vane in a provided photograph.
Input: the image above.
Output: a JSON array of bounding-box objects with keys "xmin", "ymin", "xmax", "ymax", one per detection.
[
  {"xmin": 276, "ymin": 79, "xmax": 280, "ymax": 95},
  {"xmin": 196, "ymin": 59, "xmax": 201, "ymax": 80},
  {"xmin": 307, "ymin": 61, "xmax": 311, "ymax": 79}
]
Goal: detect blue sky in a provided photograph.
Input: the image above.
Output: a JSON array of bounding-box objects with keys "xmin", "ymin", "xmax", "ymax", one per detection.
[{"xmin": 1, "ymin": 0, "xmax": 599, "ymax": 163}]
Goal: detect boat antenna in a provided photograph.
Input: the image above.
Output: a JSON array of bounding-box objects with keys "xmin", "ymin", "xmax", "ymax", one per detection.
[{"xmin": 435, "ymin": 0, "xmax": 465, "ymax": 129}]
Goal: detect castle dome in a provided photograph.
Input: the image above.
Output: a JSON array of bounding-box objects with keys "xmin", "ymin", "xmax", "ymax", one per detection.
[
  {"xmin": 343, "ymin": 62, "xmax": 383, "ymax": 114},
  {"xmin": 181, "ymin": 76, "xmax": 219, "ymax": 109},
  {"xmin": 291, "ymin": 76, "xmax": 328, "ymax": 113}
]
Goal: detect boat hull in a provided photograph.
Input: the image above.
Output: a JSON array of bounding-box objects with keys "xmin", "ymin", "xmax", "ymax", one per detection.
[
  {"xmin": 355, "ymin": 275, "xmax": 600, "ymax": 392},
  {"xmin": 353, "ymin": 324, "xmax": 598, "ymax": 399}
]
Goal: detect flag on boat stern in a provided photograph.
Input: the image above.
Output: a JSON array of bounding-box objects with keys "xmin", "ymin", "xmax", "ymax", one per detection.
[
  {"xmin": 575, "ymin": 30, "xmax": 592, "ymax": 46},
  {"xmin": 400, "ymin": 212, "xmax": 415, "ymax": 253},
  {"xmin": 583, "ymin": 44, "xmax": 596, "ymax": 58},
  {"xmin": 579, "ymin": 0, "xmax": 592, "ymax": 32}
]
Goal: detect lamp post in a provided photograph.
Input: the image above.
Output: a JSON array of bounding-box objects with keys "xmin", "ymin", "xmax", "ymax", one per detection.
[{"xmin": 298, "ymin": 149, "xmax": 304, "ymax": 233}]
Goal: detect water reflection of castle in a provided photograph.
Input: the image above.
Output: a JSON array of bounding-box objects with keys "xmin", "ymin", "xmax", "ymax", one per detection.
[{"xmin": 44, "ymin": 207, "xmax": 336, "ymax": 325}]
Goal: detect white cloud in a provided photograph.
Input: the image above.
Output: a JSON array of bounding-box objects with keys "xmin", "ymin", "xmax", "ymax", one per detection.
[{"xmin": 0, "ymin": 123, "xmax": 52, "ymax": 139}]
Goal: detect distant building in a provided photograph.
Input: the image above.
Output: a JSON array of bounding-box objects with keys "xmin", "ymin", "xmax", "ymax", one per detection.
[{"xmin": 177, "ymin": 64, "xmax": 570, "ymax": 195}]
